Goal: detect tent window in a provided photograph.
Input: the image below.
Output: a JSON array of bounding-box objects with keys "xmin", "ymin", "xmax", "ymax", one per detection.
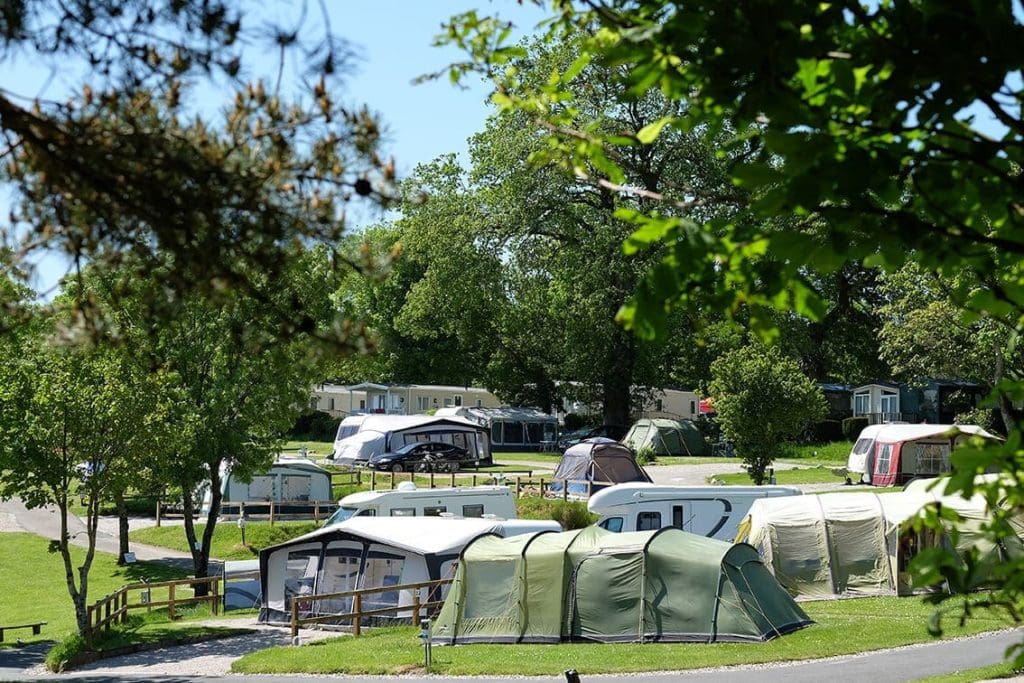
[
  {"xmin": 491, "ymin": 423, "xmax": 502, "ymax": 444},
  {"xmin": 527, "ymin": 422, "xmax": 544, "ymax": 444},
  {"xmin": 316, "ymin": 547, "xmax": 362, "ymax": 614},
  {"xmin": 462, "ymin": 504, "xmax": 484, "ymax": 518},
  {"xmin": 391, "ymin": 508, "xmax": 415, "ymax": 517},
  {"xmin": 283, "ymin": 549, "xmax": 320, "ymax": 613},
  {"xmin": 672, "ymin": 506, "xmax": 684, "ymax": 529},
  {"xmin": 451, "ymin": 432, "xmax": 469, "ymax": 451},
  {"xmin": 424, "ymin": 506, "xmax": 447, "ymax": 516},
  {"xmin": 504, "ymin": 422, "xmax": 524, "ymax": 444},
  {"xmin": 361, "ymin": 552, "xmax": 406, "ymax": 612},
  {"xmin": 599, "ymin": 517, "xmax": 623, "ymax": 532},
  {"xmin": 877, "ymin": 444, "xmax": 893, "ymax": 473},
  {"xmin": 637, "ymin": 511, "xmax": 661, "ymax": 531},
  {"xmin": 544, "ymin": 422, "xmax": 556, "ymax": 440},
  {"xmin": 281, "ymin": 475, "xmax": 311, "ymax": 501}
]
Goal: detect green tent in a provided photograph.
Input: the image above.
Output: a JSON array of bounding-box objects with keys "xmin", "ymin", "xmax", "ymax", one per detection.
[
  {"xmin": 622, "ymin": 418, "xmax": 707, "ymax": 456},
  {"xmin": 432, "ymin": 525, "xmax": 811, "ymax": 644}
]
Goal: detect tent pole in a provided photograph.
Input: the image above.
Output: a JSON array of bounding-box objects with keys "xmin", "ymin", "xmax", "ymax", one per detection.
[{"xmin": 816, "ymin": 496, "xmax": 839, "ymax": 594}]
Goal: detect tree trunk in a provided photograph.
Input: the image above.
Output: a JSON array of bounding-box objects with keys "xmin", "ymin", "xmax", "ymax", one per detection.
[
  {"xmin": 181, "ymin": 462, "xmax": 222, "ymax": 598},
  {"xmin": 115, "ymin": 489, "xmax": 130, "ymax": 565},
  {"xmin": 602, "ymin": 330, "xmax": 636, "ymax": 427}
]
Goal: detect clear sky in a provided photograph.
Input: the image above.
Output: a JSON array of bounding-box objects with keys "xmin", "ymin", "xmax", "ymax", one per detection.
[{"xmin": 5, "ymin": 1, "xmax": 549, "ymax": 294}]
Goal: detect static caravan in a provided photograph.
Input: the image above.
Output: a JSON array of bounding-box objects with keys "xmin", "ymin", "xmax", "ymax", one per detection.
[
  {"xmin": 846, "ymin": 424, "xmax": 997, "ymax": 486},
  {"xmin": 324, "ymin": 483, "xmax": 517, "ymax": 525},
  {"xmin": 200, "ymin": 458, "xmax": 334, "ymax": 517},
  {"xmin": 587, "ymin": 483, "xmax": 802, "ymax": 541},
  {"xmin": 258, "ymin": 516, "xmax": 561, "ymax": 623},
  {"xmin": 330, "ymin": 415, "xmax": 491, "ymax": 467}
]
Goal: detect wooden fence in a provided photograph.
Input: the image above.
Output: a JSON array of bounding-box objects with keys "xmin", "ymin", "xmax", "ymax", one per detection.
[
  {"xmin": 289, "ymin": 577, "xmax": 453, "ymax": 639},
  {"xmin": 85, "ymin": 576, "xmax": 221, "ymax": 647}
]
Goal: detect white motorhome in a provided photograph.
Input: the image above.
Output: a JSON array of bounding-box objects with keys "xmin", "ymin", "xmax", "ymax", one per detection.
[
  {"xmin": 324, "ymin": 483, "xmax": 517, "ymax": 525},
  {"xmin": 587, "ymin": 482, "xmax": 802, "ymax": 541}
]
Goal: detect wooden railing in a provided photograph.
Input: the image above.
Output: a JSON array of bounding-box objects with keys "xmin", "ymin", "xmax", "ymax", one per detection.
[
  {"xmin": 85, "ymin": 576, "xmax": 221, "ymax": 647},
  {"xmin": 289, "ymin": 577, "xmax": 453, "ymax": 638}
]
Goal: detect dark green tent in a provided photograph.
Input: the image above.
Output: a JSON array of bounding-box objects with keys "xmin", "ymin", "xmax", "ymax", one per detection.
[
  {"xmin": 622, "ymin": 418, "xmax": 707, "ymax": 456},
  {"xmin": 432, "ymin": 525, "xmax": 811, "ymax": 644}
]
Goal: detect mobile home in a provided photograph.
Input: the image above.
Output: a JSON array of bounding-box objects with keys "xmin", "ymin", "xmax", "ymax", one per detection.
[
  {"xmin": 587, "ymin": 482, "xmax": 802, "ymax": 541},
  {"xmin": 324, "ymin": 483, "xmax": 517, "ymax": 525}
]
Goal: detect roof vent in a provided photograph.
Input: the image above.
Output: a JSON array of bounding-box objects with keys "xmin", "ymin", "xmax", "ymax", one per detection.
[{"xmin": 397, "ymin": 481, "xmax": 417, "ymax": 492}]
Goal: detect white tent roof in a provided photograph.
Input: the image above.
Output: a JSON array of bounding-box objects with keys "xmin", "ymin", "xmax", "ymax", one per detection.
[
  {"xmin": 872, "ymin": 424, "xmax": 996, "ymax": 443},
  {"xmin": 358, "ymin": 414, "xmax": 484, "ymax": 433},
  {"xmin": 273, "ymin": 516, "xmax": 531, "ymax": 556}
]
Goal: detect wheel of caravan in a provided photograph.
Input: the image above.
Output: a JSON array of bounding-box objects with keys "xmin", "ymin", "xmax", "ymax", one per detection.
[
  {"xmin": 450, "ymin": 462, "xmax": 460, "ymax": 473},
  {"xmin": 391, "ymin": 463, "xmax": 403, "ymax": 473}
]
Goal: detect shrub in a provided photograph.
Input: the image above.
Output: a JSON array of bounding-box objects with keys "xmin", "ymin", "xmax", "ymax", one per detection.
[
  {"xmin": 549, "ymin": 500, "xmax": 598, "ymax": 530},
  {"xmin": 955, "ymin": 406, "xmax": 1000, "ymax": 434},
  {"xmin": 801, "ymin": 420, "xmax": 844, "ymax": 444},
  {"xmin": 562, "ymin": 413, "xmax": 585, "ymax": 431},
  {"xmin": 288, "ymin": 410, "xmax": 341, "ymax": 441},
  {"xmin": 842, "ymin": 416, "xmax": 870, "ymax": 441},
  {"xmin": 45, "ymin": 632, "xmax": 85, "ymax": 672},
  {"xmin": 636, "ymin": 447, "xmax": 656, "ymax": 465}
]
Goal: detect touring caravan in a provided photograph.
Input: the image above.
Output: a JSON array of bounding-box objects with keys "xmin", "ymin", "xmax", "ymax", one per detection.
[
  {"xmin": 845, "ymin": 424, "xmax": 997, "ymax": 486},
  {"xmin": 587, "ymin": 482, "xmax": 802, "ymax": 541},
  {"xmin": 331, "ymin": 415, "xmax": 492, "ymax": 466},
  {"xmin": 324, "ymin": 483, "xmax": 517, "ymax": 525},
  {"xmin": 330, "ymin": 415, "xmax": 368, "ymax": 457},
  {"xmin": 200, "ymin": 458, "xmax": 334, "ymax": 517}
]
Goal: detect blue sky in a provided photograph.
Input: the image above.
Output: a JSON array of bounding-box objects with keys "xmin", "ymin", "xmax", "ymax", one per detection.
[{"xmin": 6, "ymin": 1, "xmax": 548, "ymax": 294}]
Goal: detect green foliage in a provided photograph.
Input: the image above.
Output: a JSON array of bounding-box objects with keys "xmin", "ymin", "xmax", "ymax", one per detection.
[
  {"xmin": 635, "ymin": 447, "xmax": 656, "ymax": 465},
  {"xmin": 842, "ymin": 417, "xmax": 870, "ymax": 442},
  {"xmin": 289, "ymin": 411, "xmax": 342, "ymax": 442},
  {"xmin": 776, "ymin": 441, "xmax": 853, "ymax": 467},
  {"xmin": 709, "ymin": 345, "xmax": 827, "ymax": 484},
  {"xmin": 562, "ymin": 413, "xmax": 586, "ymax": 432},
  {"xmin": 515, "ymin": 497, "xmax": 597, "ymax": 530}
]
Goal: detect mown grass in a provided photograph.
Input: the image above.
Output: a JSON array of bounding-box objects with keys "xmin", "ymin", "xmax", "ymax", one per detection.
[
  {"xmin": 280, "ymin": 440, "xmax": 334, "ymax": 458},
  {"xmin": 231, "ymin": 596, "xmax": 1013, "ymax": 675},
  {"xmin": 0, "ymin": 532, "xmax": 189, "ymax": 647},
  {"xmin": 776, "ymin": 441, "xmax": 853, "ymax": 467},
  {"xmin": 916, "ymin": 662, "xmax": 1023, "ymax": 682},
  {"xmin": 709, "ymin": 466, "xmax": 846, "ymax": 486},
  {"xmin": 129, "ymin": 521, "xmax": 319, "ymax": 561}
]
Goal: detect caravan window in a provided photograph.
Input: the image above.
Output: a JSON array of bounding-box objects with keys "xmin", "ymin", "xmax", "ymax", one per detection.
[
  {"xmin": 338, "ymin": 425, "xmax": 359, "ymax": 439},
  {"xmin": 852, "ymin": 437, "xmax": 874, "ymax": 456},
  {"xmin": 424, "ymin": 506, "xmax": 447, "ymax": 516},
  {"xmin": 637, "ymin": 511, "xmax": 661, "ymax": 531},
  {"xmin": 672, "ymin": 505, "xmax": 685, "ymax": 529},
  {"xmin": 463, "ymin": 504, "xmax": 484, "ymax": 518},
  {"xmin": 599, "ymin": 517, "xmax": 623, "ymax": 532}
]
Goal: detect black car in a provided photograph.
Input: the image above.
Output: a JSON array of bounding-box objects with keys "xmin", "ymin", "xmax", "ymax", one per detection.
[{"xmin": 367, "ymin": 441, "xmax": 469, "ymax": 473}]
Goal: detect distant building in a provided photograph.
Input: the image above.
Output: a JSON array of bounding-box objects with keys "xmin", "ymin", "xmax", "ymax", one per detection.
[{"xmin": 850, "ymin": 379, "xmax": 985, "ymax": 424}]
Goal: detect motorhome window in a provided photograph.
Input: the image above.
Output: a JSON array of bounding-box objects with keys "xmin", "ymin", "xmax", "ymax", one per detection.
[
  {"xmin": 463, "ymin": 504, "xmax": 484, "ymax": 518},
  {"xmin": 672, "ymin": 506, "xmax": 684, "ymax": 529},
  {"xmin": 852, "ymin": 438, "xmax": 874, "ymax": 456},
  {"xmin": 391, "ymin": 508, "xmax": 415, "ymax": 516},
  {"xmin": 504, "ymin": 421, "xmax": 524, "ymax": 444},
  {"xmin": 637, "ymin": 511, "xmax": 661, "ymax": 531},
  {"xmin": 356, "ymin": 509, "xmax": 376, "ymax": 517},
  {"xmin": 424, "ymin": 506, "xmax": 447, "ymax": 517},
  {"xmin": 526, "ymin": 422, "xmax": 544, "ymax": 444},
  {"xmin": 491, "ymin": 423, "xmax": 502, "ymax": 443},
  {"xmin": 326, "ymin": 506, "xmax": 361, "ymax": 525},
  {"xmin": 877, "ymin": 444, "xmax": 893, "ymax": 473},
  {"xmin": 599, "ymin": 517, "xmax": 623, "ymax": 532}
]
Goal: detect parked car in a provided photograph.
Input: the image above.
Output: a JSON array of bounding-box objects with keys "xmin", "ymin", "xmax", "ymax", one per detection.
[
  {"xmin": 367, "ymin": 441, "xmax": 469, "ymax": 472},
  {"xmin": 556, "ymin": 424, "xmax": 628, "ymax": 451}
]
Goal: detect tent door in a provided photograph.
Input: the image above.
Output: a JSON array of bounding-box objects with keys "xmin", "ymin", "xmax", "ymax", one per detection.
[{"xmin": 569, "ymin": 553, "xmax": 644, "ymax": 642}]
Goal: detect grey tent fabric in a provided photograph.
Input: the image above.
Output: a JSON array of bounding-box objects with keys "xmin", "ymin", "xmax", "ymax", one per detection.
[{"xmin": 548, "ymin": 438, "xmax": 651, "ymax": 497}]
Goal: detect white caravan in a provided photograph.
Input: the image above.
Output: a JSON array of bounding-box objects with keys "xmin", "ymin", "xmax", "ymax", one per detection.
[
  {"xmin": 331, "ymin": 415, "xmax": 368, "ymax": 456},
  {"xmin": 587, "ymin": 482, "xmax": 802, "ymax": 541},
  {"xmin": 324, "ymin": 482, "xmax": 517, "ymax": 525}
]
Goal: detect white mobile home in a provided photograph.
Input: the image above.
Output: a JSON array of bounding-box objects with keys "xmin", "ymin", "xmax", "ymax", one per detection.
[
  {"xmin": 324, "ymin": 483, "xmax": 517, "ymax": 525},
  {"xmin": 258, "ymin": 516, "xmax": 561, "ymax": 623},
  {"xmin": 587, "ymin": 482, "xmax": 802, "ymax": 541},
  {"xmin": 200, "ymin": 458, "xmax": 334, "ymax": 516},
  {"xmin": 330, "ymin": 415, "xmax": 491, "ymax": 466}
]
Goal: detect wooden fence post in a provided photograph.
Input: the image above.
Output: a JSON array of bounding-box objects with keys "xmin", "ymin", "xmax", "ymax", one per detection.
[
  {"xmin": 290, "ymin": 599, "xmax": 300, "ymax": 640},
  {"xmin": 314, "ymin": 501, "xmax": 320, "ymax": 523},
  {"xmin": 269, "ymin": 500, "xmax": 276, "ymax": 526},
  {"xmin": 168, "ymin": 583, "xmax": 176, "ymax": 620},
  {"xmin": 212, "ymin": 578, "xmax": 220, "ymax": 616},
  {"xmin": 370, "ymin": 470, "xmax": 376, "ymax": 491},
  {"xmin": 540, "ymin": 479, "xmax": 546, "ymax": 496},
  {"xmin": 239, "ymin": 501, "xmax": 245, "ymax": 520},
  {"xmin": 429, "ymin": 471, "xmax": 435, "ymax": 489},
  {"xmin": 389, "ymin": 471, "xmax": 395, "ymax": 488},
  {"xmin": 562, "ymin": 483, "xmax": 568, "ymax": 501},
  {"xmin": 353, "ymin": 593, "xmax": 362, "ymax": 637},
  {"xmin": 120, "ymin": 591, "xmax": 128, "ymax": 624},
  {"xmin": 450, "ymin": 471, "xmax": 455, "ymax": 487},
  {"xmin": 103, "ymin": 597, "xmax": 111, "ymax": 632},
  {"xmin": 155, "ymin": 500, "xmax": 162, "ymax": 527},
  {"xmin": 412, "ymin": 591, "xmax": 421, "ymax": 626},
  {"xmin": 515, "ymin": 477, "xmax": 521, "ymax": 497}
]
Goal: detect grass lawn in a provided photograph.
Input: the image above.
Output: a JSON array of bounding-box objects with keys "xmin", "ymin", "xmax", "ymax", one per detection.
[
  {"xmin": 776, "ymin": 441, "xmax": 853, "ymax": 467},
  {"xmin": 231, "ymin": 596, "xmax": 1015, "ymax": 676},
  {"xmin": 709, "ymin": 465, "xmax": 846, "ymax": 486},
  {"xmin": 280, "ymin": 440, "xmax": 334, "ymax": 458},
  {"xmin": 0, "ymin": 532, "xmax": 190, "ymax": 647},
  {"xmin": 650, "ymin": 456, "xmax": 743, "ymax": 466},
  {"xmin": 917, "ymin": 662, "xmax": 1022, "ymax": 683},
  {"xmin": 130, "ymin": 522, "xmax": 319, "ymax": 561}
]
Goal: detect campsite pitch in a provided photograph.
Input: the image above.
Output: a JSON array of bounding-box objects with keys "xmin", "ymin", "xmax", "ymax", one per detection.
[{"xmin": 231, "ymin": 596, "xmax": 1015, "ymax": 676}]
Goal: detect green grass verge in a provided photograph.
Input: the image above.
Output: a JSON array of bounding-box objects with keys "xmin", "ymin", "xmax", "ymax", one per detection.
[
  {"xmin": 44, "ymin": 605, "xmax": 250, "ymax": 671},
  {"xmin": 231, "ymin": 597, "xmax": 1014, "ymax": 676},
  {"xmin": 129, "ymin": 522, "xmax": 319, "ymax": 561},
  {"xmin": 649, "ymin": 456, "xmax": 744, "ymax": 466},
  {"xmin": 280, "ymin": 440, "xmax": 335, "ymax": 458},
  {"xmin": 709, "ymin": 465, "xmax": 846, "ymax": 486},
  {"xmin": 0, "ymin": 532, "xmax": 189, "ymax": 648},
  {"xmin": 915, "ymin": 662, "xmax": 1022, "ymax": 683},
  {"xmin": 776, "ymin": 441, "xmax": 853, "ymax": 467}
]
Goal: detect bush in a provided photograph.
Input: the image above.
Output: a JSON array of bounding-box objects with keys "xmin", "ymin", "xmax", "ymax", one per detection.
[
  {"xmin": 562, "ymin": 413, "xmax": 586, "ymax": 431},
  {"xmin": 801, "ymin": 420, "xmax": 844, "ymax": 444},
  {"xmin": 693, "ymin": 415, "xmax": 721, "ymax": 444},
  {"xmin": 288, "ymin": 410, "xmax": 341, "ymax": 441},
  {"xmin": 548, "ymin": 500, "xmax": 598, "ymax": 530},
  {"xmin": 636, "ymin": 447, "xmax": 657, "ymax": 465},
  {"xmin": 842, "ymin": 416, "xmax": 870, "ymax": 441},
  {"xmin": 955, "ymin": 406, "xmax": 1000, "ymax": 434}
]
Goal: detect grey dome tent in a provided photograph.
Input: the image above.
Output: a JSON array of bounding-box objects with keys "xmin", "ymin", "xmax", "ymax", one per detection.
[
  {"xmin": 622, "ymin": 418, "xmax": 707, "ymax": 456},
  {"xmin": 432, "ymin": 525, "xmax": 812, "ymax": 644},
  {"xmin": 547, "ymin": 438, "xmax": 651, "ymax": 498}
]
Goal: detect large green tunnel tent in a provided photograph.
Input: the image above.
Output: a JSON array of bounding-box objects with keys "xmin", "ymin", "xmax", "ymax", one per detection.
[{"xmin": 432, "ymin": 525, "xmax": 811, "ymax": 644}]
